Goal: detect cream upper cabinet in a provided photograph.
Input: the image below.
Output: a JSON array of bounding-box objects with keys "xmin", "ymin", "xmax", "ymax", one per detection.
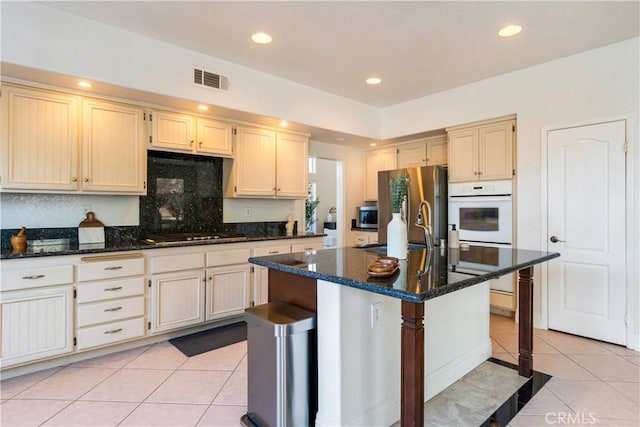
[
  {"xmin": 233, "ymin": 126, "xmax": 277, "ymax": 196},
  {"xmin": 1, "ymin": 85, "xmax": 80, "ymax": 191},
  {"xmin": 448, "ymin": 120, "xmax": 514, "ymax": 182},
  {"xmin": 397, "ymin": 141, "xmax": 426, "ymax": 168},
  {"xmin": 82, "ymin": 99, "xmax": 146, "ymax": 193},
  {"xmin": 226, "ymin": 127, "xmax": 308, "ymax": 198},
  {"xmin": 364, "ymin": 147, "xmax": 397, "ymax": 201},
  {"xmin": 426, "ymin": 135, "xmax": 448, "ymax": 166},
  {"xmin": 197, "ymin": 117, "xmax": 233, "ymax": 156},
  {"xmin": 149, "ymin": 110, "xmax": 233, "ymax": 157},
  {"xmin": 1, "ymin": 84, "xmax": 145, "ymax": 194},
  {"xmin": 275, "ymin": 132, "xmax": 308, "ymax": 198},
  {"xmin": 149, "ymin": 110, "xmax": 194, "ymax": 152}
]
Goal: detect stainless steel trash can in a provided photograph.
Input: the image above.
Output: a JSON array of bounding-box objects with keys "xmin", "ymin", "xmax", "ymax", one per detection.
[{"xmin": 242, "ymin": 302, "xmax": 316, "ymax": 427}]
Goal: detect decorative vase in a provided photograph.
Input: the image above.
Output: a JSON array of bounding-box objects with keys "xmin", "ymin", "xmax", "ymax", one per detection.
[{"xmin": 386, "ymin": 213, "xmax": 407, "ymax": 260}]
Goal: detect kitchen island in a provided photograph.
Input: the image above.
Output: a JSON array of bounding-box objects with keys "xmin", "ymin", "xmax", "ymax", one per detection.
[{"xmin": 248, "ymin": 245, "xmax": 559, "ymax": 427}]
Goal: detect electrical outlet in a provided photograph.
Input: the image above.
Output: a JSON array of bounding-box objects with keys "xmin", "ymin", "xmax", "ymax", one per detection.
[
  {"xmin": 244, "ymin": 207, "xmax": 251, "ymax": 217},
  {"xmin": 371, "ymin": 302, "xmax": 382, "ymax": 328}
]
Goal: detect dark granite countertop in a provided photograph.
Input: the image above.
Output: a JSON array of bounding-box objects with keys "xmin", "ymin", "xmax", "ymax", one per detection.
[
  {"xmin": 248, "ymin": 245, "xmax": 560, "ymax": 303},
  {"xmin": 1, "ymin": 233, "xmax": 325, "ymax": 260}
]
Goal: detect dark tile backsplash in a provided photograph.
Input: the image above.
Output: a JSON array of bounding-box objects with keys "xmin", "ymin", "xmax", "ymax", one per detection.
[{"xmin": 139, "ymin": 151, "xmax": 223, "ymax": 234}]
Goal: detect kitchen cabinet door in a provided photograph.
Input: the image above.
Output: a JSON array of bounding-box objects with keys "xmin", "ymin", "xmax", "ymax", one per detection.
[
  {"xmin": 252, "ymin": 245, "xmax": 291, "ymax": 305},
  {"xmin": 149, "ymin": 110, "xmax": 195, "ymax": 152},
  {"xmin": 233, "ymin": 126, "xmax": 277, "ymax": 196},
  {"xmin": 397, "ymin": 141, "xmax": 427, "ymax": 168},
  {"xmin": 206, "ymin": 264, "xmax": 250, "ymax": 321},
  {"xmin": 364, "ymin": 147, "xmax": 397, "ymax": 201},
  {"xmin": 276, "ymin": 132, "xmax": 308, "ymax": 198},
  {"xmin": 478, "ymin": 121, "xmax": 513, "ymax": 181},
  {"xmin": 82, "ymin": 99, "xmax": 146, "ymax": 193},
  {"xmin": 426, "ymin": 136, "xmax": 448, "ymax": 166},
  {"xmin": 150, "ymin": 269, "xmax": 205, "ymax": 333},
  {"xmin": 0, "ymin": 285, "xmax": 74, "ymax": 367},
  {"xmin": 448, "ymin": 127, "xmax": 478, "ymax": 182},
  {"xmin": 1, "ymin": 85, "xmax": 80, "ymax": 191},
  {"xmin": 197, "ymin": 118, "xmax": 233, "ymax": 157}
]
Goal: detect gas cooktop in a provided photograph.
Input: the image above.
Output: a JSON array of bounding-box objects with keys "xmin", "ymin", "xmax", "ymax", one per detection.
[{"xmin": 142, "ymin": 231, "xmax": 247, "ymax": 246}]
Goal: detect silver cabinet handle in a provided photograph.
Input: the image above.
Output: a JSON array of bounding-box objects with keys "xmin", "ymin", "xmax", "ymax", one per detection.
[
  {"xmin": 22, "ymin": 274, "xmax": 45, "ymax": 280},
  {"xmin": 550, "ymin": 236, "xmax": 565, "ymax": 243},
  {"xmin": 104, "ymin": 306, "xmax": 123, "ymax": 312},
  {"xmin": 104, "ymin": 286, "xmax": 123, "ymax": 291},
  {"xmin": 268, "ymin": 251, "xmax": 279, "ymax": 254},
  {"xmin": 104, "ymin": 266, "xmax": 123, "ymax": 271},
  {"xmin": 104, "ymin": 328, "xmax": 123, "ymax": 334}
]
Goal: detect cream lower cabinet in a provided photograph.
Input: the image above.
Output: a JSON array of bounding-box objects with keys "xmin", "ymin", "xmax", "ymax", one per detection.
[
  {"xmin": 205, "ymin": 248, "xmax": 251, "ymax": 321},
  {"xmin": 352, "ymin": 231, "xmax": 379, "ymax": 247},
  {"xmin": 0, "ymin": 264, "xmax": 75, "ymax": 368},
  {"xmin": 206, "ymin": 264, "xmax": 251, "ymax": 321},
  {"xmin": 251, "ymin": 244, "xmax": 291, "ymax": 306},
  {"xmin": 76, "ymin": 254, "xmax": 145, "ymax": 350},
  {"xmin": 149, "ymin": 253, "xmax": 206, "ymax": 333}
]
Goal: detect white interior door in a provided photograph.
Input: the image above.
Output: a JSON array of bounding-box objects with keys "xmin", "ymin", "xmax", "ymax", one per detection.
[{"xmin": 547, "ymin": 120, "xmax": 626, "ymax": 345}]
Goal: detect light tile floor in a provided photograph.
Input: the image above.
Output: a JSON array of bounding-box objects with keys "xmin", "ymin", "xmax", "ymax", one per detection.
[{"xmin": 1, "ymin": 315, "xmax": 638, "ymax": 426}]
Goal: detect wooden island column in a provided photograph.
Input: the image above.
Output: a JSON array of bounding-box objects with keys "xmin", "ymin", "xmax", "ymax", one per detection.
[{"xmin": 401, "ymin": 301, "xmax": 425, "ymax": 427}]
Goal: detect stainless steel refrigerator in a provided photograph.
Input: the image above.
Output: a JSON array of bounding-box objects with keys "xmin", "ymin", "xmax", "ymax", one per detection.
[{"xmin": 378, "ymin": 166, "xmax": 448, "ymax": 246}]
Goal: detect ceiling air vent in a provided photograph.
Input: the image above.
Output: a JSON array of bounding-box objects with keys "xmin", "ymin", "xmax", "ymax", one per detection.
[{"xmin": 193, "ymin": 68, "xmax": 229, "ymax": 91}]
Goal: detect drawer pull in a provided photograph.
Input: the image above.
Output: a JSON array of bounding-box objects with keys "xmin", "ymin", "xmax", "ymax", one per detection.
[
  {"xmin": 104, "ymin": 328, "xmax": 123, "ymax": 334},
  {"xmin": 22, "ymin": 274, "xmax": 45, "ymax": 280},
  {"xmin": 104, "ymin": 286, "xmax": 123, "ymax": 291},
  {"xmin": 104, "ymin": 306, "xmax": 123, "ymax": 312},
  {"xmin": 104, "ymin": 266, "xmax": 123, "ymax": 271},
  {"xmin": 268, "ymin": 251, "xmax": 279, "ymax": 254}
]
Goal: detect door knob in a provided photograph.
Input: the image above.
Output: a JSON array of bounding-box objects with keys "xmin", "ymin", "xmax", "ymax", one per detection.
[{"xmin": 550, "ymin": 235, "xmax": 565, "ymax": 243}]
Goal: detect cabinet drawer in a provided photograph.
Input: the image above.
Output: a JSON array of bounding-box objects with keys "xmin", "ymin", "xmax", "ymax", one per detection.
[
  {"xmin": 206, "ymin": 248, "xmax": 251, "ymax": 267},
  {"xmin": 1, "ymin": 265, "xmax": 74, "ymax": 291},
  {"xmin": 77, "ymin": 296, "xmax": 145, "ymax": 327},
  {"xmin": 78, "ymin": 256, "xmax": 144, "ymax": 281},
  {"xmin": 150, "ymin": 253, "xmax": 204, "ymax": 274},
  {"xmin": 253, "ymin": 245, "xmax": 291, "ymax": 256},
  {"xmin": 77, "ymin": 317, "xmax": 145, "ymax": 350},
  {"xmin": 353, "ymin": 236, "xmax": 369, "ymax": 246},
  {"xmin": 291, "ymin": 241, "xmax": 324, "ymax": 252},
  {"xmin": 76, "ymin": 277, "xmax": 145, "ymax": 303}
]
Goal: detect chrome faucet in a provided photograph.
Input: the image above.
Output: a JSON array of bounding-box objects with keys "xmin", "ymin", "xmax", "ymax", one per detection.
[{"xmin": 415, "ymin": 200, "xmax": 433, "ymax": 249}]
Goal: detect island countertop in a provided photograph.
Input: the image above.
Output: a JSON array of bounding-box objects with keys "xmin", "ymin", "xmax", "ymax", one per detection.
[{"xmin": 248, "ymin": 245, "xmax": 560, "ymax": 303}]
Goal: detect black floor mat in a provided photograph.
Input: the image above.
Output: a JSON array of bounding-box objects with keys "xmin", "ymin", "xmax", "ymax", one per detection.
[{"xmin": 169, "ymin": 321, "xmax": 247, "ymax": 357}]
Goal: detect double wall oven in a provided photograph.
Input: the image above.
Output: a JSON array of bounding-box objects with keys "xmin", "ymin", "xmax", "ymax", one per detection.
[{"xmin": 448, "ymin": 180, "xmax": 514, "ymax": 293}]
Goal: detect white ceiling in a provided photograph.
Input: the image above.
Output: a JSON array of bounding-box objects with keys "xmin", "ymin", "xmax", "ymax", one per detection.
[{"xmin": 39, "ymin": 1, "xmax": 639, "ymax": 108}]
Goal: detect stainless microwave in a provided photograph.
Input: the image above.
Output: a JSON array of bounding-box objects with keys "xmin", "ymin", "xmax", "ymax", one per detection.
[{"xmin": 357, "ymin": 206, "xmax": 378, "ymax": 229}]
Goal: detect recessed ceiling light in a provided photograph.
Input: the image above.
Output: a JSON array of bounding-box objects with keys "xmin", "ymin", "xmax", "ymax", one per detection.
[
  {"xmin": 252, "ymin": 32, "xmax": 272, "ymax": 44},
  {"xmin": 77, "ymin": 81, "xmax": 92, "ymax": 88},
  {"xmin": 369, "ymin": 143, "xmax": 377, "ymax": 147},
  {"xmin": 498, "ymin": 25, "xmax": 522, "ymax": 37},
  {"xmin": 366, "ymin": 77, "xmax": 382, "ymax": 85},
  {"xmin": 197, "ymin": 105, "xmax": 209, "ymax": 111},
  {"xmin": 279, "ymin": 120, "xmax": 288, "ymax": 127}
]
